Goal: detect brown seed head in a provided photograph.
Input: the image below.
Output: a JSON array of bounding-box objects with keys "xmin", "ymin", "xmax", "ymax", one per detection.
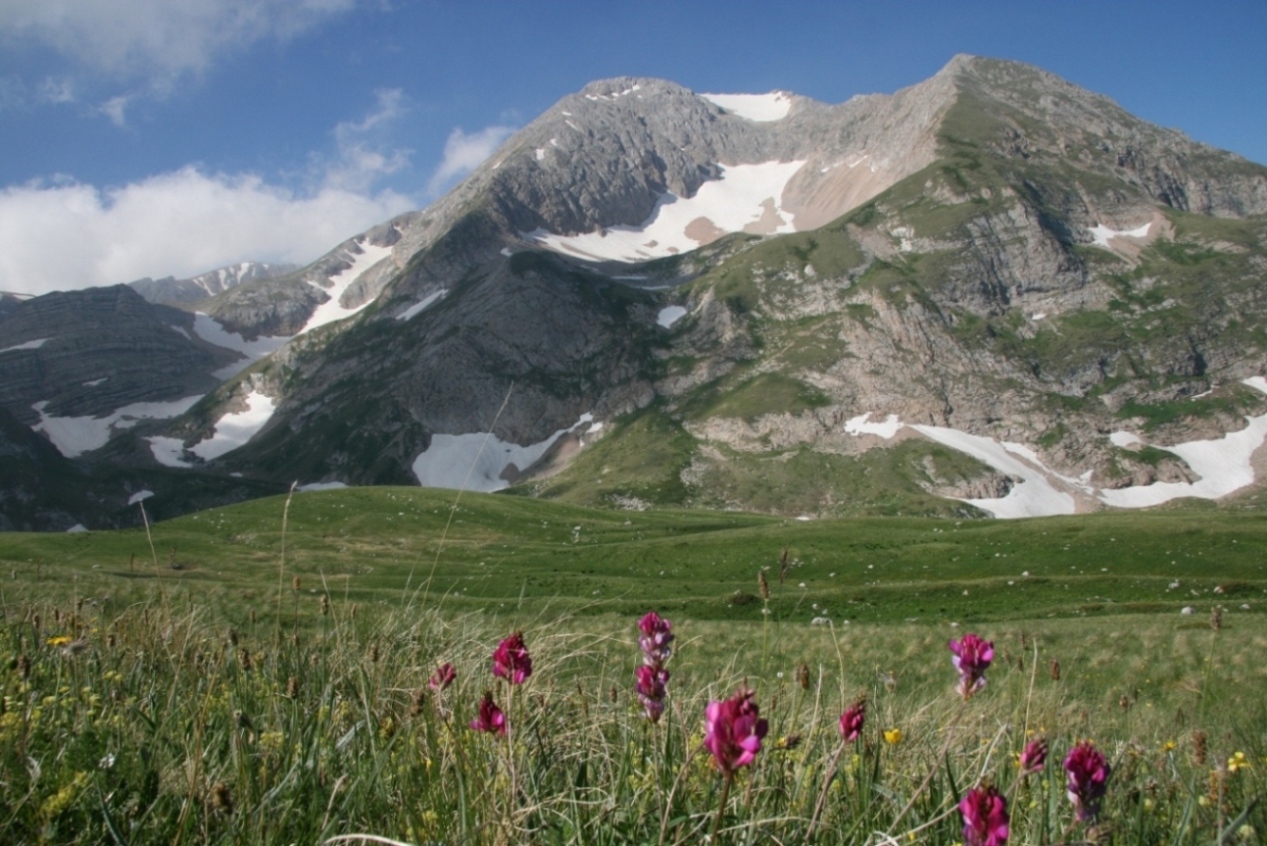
[
  {"xmin": 211, "ymin": 781, "xmax": 233, "ymax": 815},
  {"xmin": 1049, "ymin": 658, "xmax": 1061, "ymax": 681},
  {"xmin": 796, "ymin": 662, "xmax": 810, "ymax": 690}
]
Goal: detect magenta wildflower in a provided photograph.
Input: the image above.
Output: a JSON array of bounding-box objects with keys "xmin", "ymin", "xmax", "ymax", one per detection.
[
  {"xmin": 635, "ymin": 611, "xmax": 673, "ymax": 722},
  {"xmin": 960, "ymin": 784, "xmax": 1009, "ymax": 846},
  {"xmin": 704, "ymin": 688, "xmax": 769, "ymax": 777},
  {"xmin": 492, "ymin": 631, "xmax": 532, "ymax": 684},
  {"xmin": 636, "ymin": 665, "xmax": 670, "ymax": 722},
  {"xmin": 428, "ymin": 662, "xmax": 456, "ymax": 691},
  {"xmin": 470, "ymin": 691, "xmax": 506, "ymax": 735},
  {"xmin": 638, "ymin": 611, "xmax": 674, "ymax": 665},
  {"xmin": 1064, "ymin": 741, "xmax": 1110, "ymax": 823},
  {"xmin": 948, "ymin": 633, "xmax": 994, "ymax": 699},
  {"xmin": 839, "ymin": 698, "xmax": 866, "ymax": 743},
  {"xmin": 1020, "ymin": 737, "xmax": 1048, "ymax": 775}
]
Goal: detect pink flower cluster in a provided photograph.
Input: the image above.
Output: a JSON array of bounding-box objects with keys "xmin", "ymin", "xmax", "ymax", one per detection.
[
  {"xmin": 492, "ymin": 631, "xmax": 533, "ymax": 685},
  {"xmin": 949, "ymin": 633, "xmax": 994, "ymax": 699},
  {"xmin": 470, "ymin": 632, "xmax": 534, "ymax": 735},
  {"xmin": 470, "ymin": 691, "xmax": 505, "ymax": 735},
  {"xmin": 838, "ymin": 697, "xmax": 866, "ymax": 743},
  {"xmin": 704, "ymin": 687, "xmax": 769, "ymax": 777},
  {"xmin": 636, "ymin": 611, "xmax": 673, "ymax": 723},
  {"xmin": 1064, "ymin": 741, "xmax": 1111, "ymax": 823},
  {"xmin": 960, "ymin": 784, "xmax": 1009, "ymax": 846}
]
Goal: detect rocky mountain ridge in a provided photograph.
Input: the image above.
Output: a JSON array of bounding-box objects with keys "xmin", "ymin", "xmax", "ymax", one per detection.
[{"xmin": 6, "ymin": 55, "xmax": 1267, "ymax": 529}]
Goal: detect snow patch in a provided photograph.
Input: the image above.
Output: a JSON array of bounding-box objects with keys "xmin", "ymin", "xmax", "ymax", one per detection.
[
  {"xmin": 1109, "ymin": 431, "xmax": 1142, "ymax": 448},
  {"xmin": 148, "ymin": 437, "xmax": 191, "ymax": 468},
  {"xmin": 188, "ymin": 390, "xmax": 277, "ymax": 462},
  {"xmin": 701, "ymin": 92, "xmax": 794, "ymax": 122},
  {"xmin": 192, "ymin": 312, "xmax": 289, "ymax": 378},
  {"xmin": 911, "ymin": 425, "xmax": 1077, "ymax": 518},
  {"xmin": 66, "ymin": 524, "xmax": 88, "ymax": 534},
  {"xmin": 0, "ymin": 338, "xmax": 49, "ymax": 353},
  {"xmin": 301, "ymin": 240, "xmax": 394, "ymax": 334},
  {"xmin": 534, "ymin": 148, "xmax": 546, "ymax": 161},
  {"xmin": 397, "ymin": 289, "xmax": 447, "ymax": 321},
  {"xmin": 412, "ymin": 413, "xmax": 595, "ymax": 492},
  {"xmin": 297, "ymin": 481, "xmax": 348, "ymax": 492},
  {"xmin": 845, "ymin": 413, "xmax": 902, "ymax": 439},
  {"xmin": 523, "ymin": 160, "xmax": 806, "ymax": 263},
  {"xmin": 657, "ymin": 306, "xmax": 687, "ymax": 328},
  {"xmin": 34, "ymin": 395, "xmax": 201, "ymax": 458},
  {"xmin": 83, "ymin": 378, "xmax": 108, "ymax": 387},
  {"xmin": 170, "ymin": 325, "xmax": 191, "ymax": 340},
  {"xmin": 1090, "ymin": 221, "xmax": 1151, "ymax": 249},
  {"xmin": 1098, "ymin": 378, "xmax": 1267, "ymax": 508},
  {"xmin": 127, "ymin": 489, "xmax": 154, "ymax": 505}
]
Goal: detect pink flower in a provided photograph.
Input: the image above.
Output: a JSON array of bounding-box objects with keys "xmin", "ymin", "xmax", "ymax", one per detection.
[
  {"xmin": 492, "ymin": 631, "xmax": 532, "ymax": 684},
  {"xmin": 948, "ymin": 633, "xmax": 994, "ymax": 699},
  {"xmin": 636, "ymin": 665, "xmax": 670, "ymax": 722},
  {"xmin": 1020, "ymin": 737, "xmax": 1048, "ymax": 775},
  {"xmin": 839, "ymin": 698, "xmax": 866, "ymax": 743},
  {"xmin": 638, "ymin": 611, "xmax": 674, "ymax": 665},
  {"xmin": 960, "ymin": 784, "xmax": 1009, "ymax": 846},
  {"xmin": 1064, "ymin": 741, "xmax": 1110, "ymax": 823},
  {"xmin": 704, "ymin": 688, "xmax": 769, "ymax": 777},
  {"xmin": 428, "ymin": 662, "xmax": 456, "ymax": 691},
  {"xmin": 470, "ymin": 692, "xmax": 505, "ymax": 735}
]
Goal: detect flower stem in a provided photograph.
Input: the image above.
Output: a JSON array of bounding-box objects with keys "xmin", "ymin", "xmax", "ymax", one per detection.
[
  {"xmin": 711, "ymin": 773, "xmax": 733, "ymax": 844},
  {"xmin": 806, "ymin": 742, "xmax": 845, "ymax": 840}
]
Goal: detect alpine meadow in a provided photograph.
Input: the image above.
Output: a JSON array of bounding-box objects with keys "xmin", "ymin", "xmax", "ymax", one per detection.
[{"xmin": 2, "ymin": 52, "xmax": 1267, "ymax": 845}]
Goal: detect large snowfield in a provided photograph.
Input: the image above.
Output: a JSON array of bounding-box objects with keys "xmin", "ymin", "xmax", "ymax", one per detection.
[
  {"xmin": 523, "ymin": 161, "xmax": 806, "ymax": 262},
  {"xmin": 411, "ymin": 414, "xmax": 595, "ymax": 492}
]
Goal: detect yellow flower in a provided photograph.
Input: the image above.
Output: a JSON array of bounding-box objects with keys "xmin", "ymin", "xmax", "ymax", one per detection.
[
  {"xmin": 1161, "ymin": 740, "xmax": 1177, "ymax": 752},
  {"xmin": 884, "ymin": 727, "xmax": 903, "ymax": 745},
  {"xmin": 45, "ymin": 635, "xmax": 71, "ymax": 647},
  {"xmin": 1228, "ymin": 751, "xmax": 1250, "ymax": 773}
]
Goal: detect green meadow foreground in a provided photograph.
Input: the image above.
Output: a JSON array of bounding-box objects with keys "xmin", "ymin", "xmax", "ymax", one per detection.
[{"xmin": 0, "ymin": 487, "xmax": 1265, "ymax": 844}]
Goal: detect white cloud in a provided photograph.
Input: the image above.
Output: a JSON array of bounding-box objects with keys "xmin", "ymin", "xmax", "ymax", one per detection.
[
  {"xmin": 319, "ymin": 88, "xmax": 412, "ymax": 193},
  {"xmin": 0, "ymin": 0, "xmax": 356, "ymax": 82},
  {"xmin": 0, "ymin": 168, "xmax": 414, "ymax": 296},
  {"xmin": 427, "ymin": 125, "xmax": 516, "ymax": 196},
  {"xmin": 98, "ymin": 95, "xmax": 130, "ymax": 127}
]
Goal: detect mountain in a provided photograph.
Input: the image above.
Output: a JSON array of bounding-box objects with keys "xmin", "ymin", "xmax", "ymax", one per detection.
[
  {"xmin": 127, "ymin": 261, "xmax": 296, "ymax": 306},
  {"xmin": 7, "ymin": 55, "xmax": 1267, "ymax": 529}
]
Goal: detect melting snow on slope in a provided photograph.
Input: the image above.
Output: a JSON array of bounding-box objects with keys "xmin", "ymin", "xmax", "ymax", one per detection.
[
  {"xmin": 1089, "ymin": 221, "xmax": 1151, "ymax": 249},
  {"xmin": 844, "ymin": 413, "xmax": 903, "ymax": 439},
  {"xmin": 301, "ymin": 240, "xmax": 394, "ymax": 334},
  {"xmin": 523, "ymin": 160, "xmax": 806, "ymax": 263},
  {"xmin": 0, "ymin": 338, "xmax": 50, "ymax": 353},
  {"xmin": 412, "ymin": 414, "xmax": 595, "ymax": 492},
  {"xmin": 701, "ymin": 92, "xmax": 794, "ymax": 122},
  {"xmin": 657, "ymin": 306, "xmax": 687, "ymax": 328},
  {"xmin": 1099, "ymin": 377, "xmax": 1267, "ymax": 508},
  {"xmin": 841, "ymin": 378, "xmax": 1267, "ymax": 517},
  {"xmin": 33, "ymin": 395, "xmax": 202, "ymax": 458},
  {"xmin": 910, "ymin": 426, "xmax": 1077, "ymax": 518},
  {"xmin": 147, "ymin": 390, "xmax": 277, "ymax": 466},
  {"xmin": 192, "ymin": 313, "xmax": 289, "ymax": 378},
  {"xmin": 397, "ymin": 289, "xmax": 447, "ymax": 321}
]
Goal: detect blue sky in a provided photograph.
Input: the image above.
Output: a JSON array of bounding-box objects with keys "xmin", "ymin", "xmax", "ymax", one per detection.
[{"xmin": 2, "ymin": 0, "xmax": 1264, "ymax": 295}]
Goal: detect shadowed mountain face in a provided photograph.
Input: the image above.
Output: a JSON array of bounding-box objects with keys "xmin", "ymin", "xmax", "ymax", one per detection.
[{"xmin": 7, "ymin": 56, "xmax": 1267, "ymax": 528}]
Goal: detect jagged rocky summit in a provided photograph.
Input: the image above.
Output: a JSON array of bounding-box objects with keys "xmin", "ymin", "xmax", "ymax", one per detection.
[{"xmin": 5, "ymin": 54, "xmax": 1267, "ymax": 529}]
